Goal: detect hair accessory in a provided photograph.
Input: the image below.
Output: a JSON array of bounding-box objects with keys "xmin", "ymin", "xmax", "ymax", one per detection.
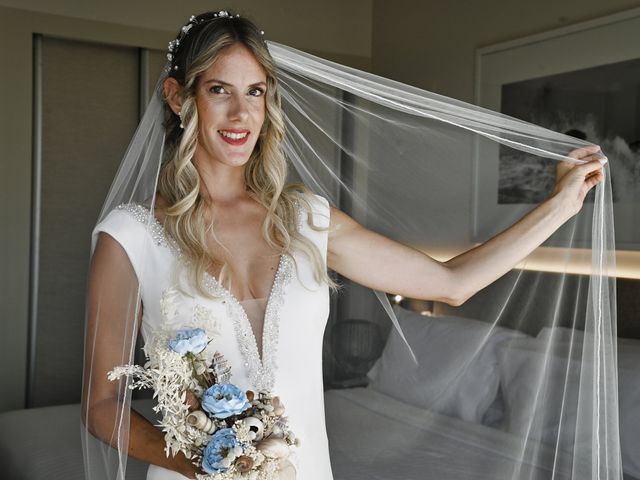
[
  {"xmin": 165, "ymin": 10, "xmax": 266, "ymax": 73},
  {"xmin": 166, "ymin": 12, "xmax": 231, "ymax": 72}
]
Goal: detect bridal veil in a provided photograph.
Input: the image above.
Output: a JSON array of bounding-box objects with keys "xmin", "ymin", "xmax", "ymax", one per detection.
[{"xmin": 81, "ymin": 18, "xmax": 622, "ymax": 480}]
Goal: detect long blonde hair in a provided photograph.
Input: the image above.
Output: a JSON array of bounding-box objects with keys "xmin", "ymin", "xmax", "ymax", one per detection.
[{"xmin": 158, "ymin": 10, "xmax": 338, "ymax": 297}]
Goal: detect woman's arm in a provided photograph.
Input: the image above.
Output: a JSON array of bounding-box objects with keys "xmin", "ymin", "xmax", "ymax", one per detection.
[
  {"xmin": 327, "ymin": 146, "xmax": 605, "ymax": 306},
  {"xmin": 81, "ymin": 233, "xmax": 202, "ymax": 479}
]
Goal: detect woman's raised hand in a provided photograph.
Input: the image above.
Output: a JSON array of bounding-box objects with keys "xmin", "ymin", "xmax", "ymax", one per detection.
[{"xmin": 549, "ymin": 145, "xmax": 607, "ymax": 217}]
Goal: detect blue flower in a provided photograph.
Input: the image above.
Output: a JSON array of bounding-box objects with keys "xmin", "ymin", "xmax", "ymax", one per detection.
[
  {"xmin": 202, "ymin": 428, "xmax": 240, "ymax": 474},
  {"xmin": 201, "ymin": 384, "xmax": 250, "ymax": 419},
  {"xmin": 168, "ymin": 328, "xmax": 209, "ymax": 355}
]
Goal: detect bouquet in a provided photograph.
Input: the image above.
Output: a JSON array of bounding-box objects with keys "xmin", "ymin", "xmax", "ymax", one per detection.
[{"xmin": 108, "ymin": 326, "xmax": 297, "ymax": 479}]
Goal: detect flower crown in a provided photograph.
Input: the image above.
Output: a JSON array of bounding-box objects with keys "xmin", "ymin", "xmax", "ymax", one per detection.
[{"xmin": 166, "ymin": 10, "xmax": 266, "ymax": 73}]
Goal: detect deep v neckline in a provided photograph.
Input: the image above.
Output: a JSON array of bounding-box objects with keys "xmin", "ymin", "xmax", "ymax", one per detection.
[
  {"xmin": 210, "ymin": 254, "xmax": 286, "ymax": 362},
  {"xmin": 117, "ymin": 203, "xmax": 294, "ymax": 392},
  {"xmin": 200, "ymin": 249, "xmax": 294, "ymax": 393}
]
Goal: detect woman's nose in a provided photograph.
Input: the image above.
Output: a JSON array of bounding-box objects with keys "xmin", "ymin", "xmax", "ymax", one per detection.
[{"xmin": 227, "ymin": 94, "xmax": 250, "ymax": 121}]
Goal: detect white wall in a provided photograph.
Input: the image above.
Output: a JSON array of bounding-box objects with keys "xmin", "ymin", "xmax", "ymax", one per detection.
[{"xmin": 372, "ymin": 0, "xmax": 640, "ymax": 102}]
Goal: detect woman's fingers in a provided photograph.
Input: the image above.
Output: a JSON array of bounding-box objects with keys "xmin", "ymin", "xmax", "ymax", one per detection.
[
  {"xmin": 567, "ymin": 144, "xmax": 601, "ymax": 160},
  {"xmin": 577, "ymin": 158, "xmax": 606, "ymax": 177},
  {"xmin": 555, "ymin": 157, "xmax": 604, "ymax": 187},
  {"xmin": 585, "ymin": 169, "xmax": 604, "ymax": 190},
  {"xmin": 555, "ymin": 159, "xmax": 575, "ymax": 183},
  {"xmin": 581, "ymin": 160, "xmax": 605, "ymax": 195}
]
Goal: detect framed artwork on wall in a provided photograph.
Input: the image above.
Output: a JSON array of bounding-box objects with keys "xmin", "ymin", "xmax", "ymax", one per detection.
[{"xmin": 474, "ymin": 7, "xmax": 640, "ymax": 251}]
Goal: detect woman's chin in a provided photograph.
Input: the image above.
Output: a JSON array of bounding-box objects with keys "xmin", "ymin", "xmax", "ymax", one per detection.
[{"xmin": 198, "ymin": 144, "xmax": 256, "ymax": 168}]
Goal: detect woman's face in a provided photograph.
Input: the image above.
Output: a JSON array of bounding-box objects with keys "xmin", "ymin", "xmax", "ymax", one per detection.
[{"xmin": 194, "ymin": 43, "xmax": 267, "ymax": 168}]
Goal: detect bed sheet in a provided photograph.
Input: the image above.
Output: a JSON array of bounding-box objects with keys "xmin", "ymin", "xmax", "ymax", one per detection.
[{"xmin": 325, "ymin": 387, "xmax": 572, "ymax": 480}]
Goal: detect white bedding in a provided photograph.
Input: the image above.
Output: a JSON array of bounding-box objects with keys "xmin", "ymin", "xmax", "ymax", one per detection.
[
  {"xmin": 355, "ymin": 308, "xmax": 639, "ymax": 479},
  {"xmin": 367, "ymin": 308, "xmax": 525, "ymax": 424},
  {"xmin": 325, "ymin": 387, "xmax": 573, "ymax": 480}
]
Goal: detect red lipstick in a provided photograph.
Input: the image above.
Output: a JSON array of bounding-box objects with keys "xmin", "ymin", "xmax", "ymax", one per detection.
[{"xmin": 218, "ymin": 129, "xmax": 250, "ymax": 146}]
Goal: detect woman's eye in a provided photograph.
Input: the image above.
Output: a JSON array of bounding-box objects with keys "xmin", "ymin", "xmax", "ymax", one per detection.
[
  {"xmin": 249, "ymin": 88, "xmax": 265, "ymax": 97},
  {"xmin": 209, "ymin": 85, "xmax": 226, "ymax": 94}
]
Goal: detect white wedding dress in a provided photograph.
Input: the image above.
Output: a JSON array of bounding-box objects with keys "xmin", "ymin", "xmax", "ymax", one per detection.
[{"xmin": 92, "ymin": 193, "xmax": 334, "ymax": 480}]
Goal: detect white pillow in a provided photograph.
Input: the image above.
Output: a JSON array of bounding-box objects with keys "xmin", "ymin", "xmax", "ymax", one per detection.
[
  {"xmin": 534, "ymin": 327, "xmax": 640, "ymax": 478},
  {"xmin": 497, "ymin": 336, "xmax": 584, "ymax": 451},
  {"xmin": 366, "ymin": 305, "xmax": 525, "ymax": 424}
]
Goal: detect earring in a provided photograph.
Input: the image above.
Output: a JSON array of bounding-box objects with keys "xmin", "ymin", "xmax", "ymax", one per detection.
[{"xmin": 177, "ymin": 110, "xmax": 184, "ymax": 129}]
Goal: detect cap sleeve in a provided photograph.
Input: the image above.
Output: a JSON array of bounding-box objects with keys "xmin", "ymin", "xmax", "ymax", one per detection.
[
  {"xmin": 91, "ymin": 205, "xmax": 154, "ymax": 283},
  {"xmin": 310, "ymin": 193, "xmax": 330, "ymax": 229},
  {"xmin": 296, "ymin": 193, "xmax": 331, "ymax": 261}
]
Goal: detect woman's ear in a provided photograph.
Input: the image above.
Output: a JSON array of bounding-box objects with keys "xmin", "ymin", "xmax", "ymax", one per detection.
[{"xmin": 163, "ymin": 77, "xmax": 183, "ymax": 114}]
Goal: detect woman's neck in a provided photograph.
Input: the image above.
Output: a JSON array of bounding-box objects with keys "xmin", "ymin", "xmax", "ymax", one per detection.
[{"xmin": 193, "ymin": 155, "xmax": 249, "ymax": 205}]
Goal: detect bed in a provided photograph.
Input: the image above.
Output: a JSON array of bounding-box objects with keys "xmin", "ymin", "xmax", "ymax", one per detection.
[
  {"xmin": 1, "ymin": 307, "xmax": 638, "ymax": 479},
  {"xmin": 325, "ymin": 306, "xmax": 640, "ymax": 480}
]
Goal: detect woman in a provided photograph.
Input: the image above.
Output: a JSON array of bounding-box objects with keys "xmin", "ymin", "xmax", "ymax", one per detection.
[{"xmin": 81, "ymin": 10, "xmax": 606, "ymax": 480}]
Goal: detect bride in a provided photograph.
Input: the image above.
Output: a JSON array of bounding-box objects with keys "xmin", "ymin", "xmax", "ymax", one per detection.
[{"xmin": 81, "ymin": 9, "xmax": 606, "ymax": 480}]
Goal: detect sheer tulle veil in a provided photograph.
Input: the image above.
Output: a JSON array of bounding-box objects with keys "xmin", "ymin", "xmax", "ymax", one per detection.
[{"xmin": 81, "ymin": 10, "xmax": 621, "ymax": 480}]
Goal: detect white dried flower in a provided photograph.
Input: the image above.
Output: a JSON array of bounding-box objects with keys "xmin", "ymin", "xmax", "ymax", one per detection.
[{"xmin": 160, "ymin": 287, "xmax": 180, "ymax": 321}]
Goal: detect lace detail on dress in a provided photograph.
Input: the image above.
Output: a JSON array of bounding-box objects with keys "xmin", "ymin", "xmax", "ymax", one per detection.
[
  {"xmin": 204, "ymin": 255, "xmax": 293, "ymax": 393},
  {"xmin": 116, "ymin": 203, "xmax": 175, "ymax": 248},
  {"xmin": 115, "ymin": 202, "xmax": 294, "ymax": 393}
]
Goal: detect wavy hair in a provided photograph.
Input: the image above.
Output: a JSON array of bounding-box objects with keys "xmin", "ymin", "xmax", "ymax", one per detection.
[{"xmin": 158, "ymin": 10, "xmax": 338, "ymax": 297}]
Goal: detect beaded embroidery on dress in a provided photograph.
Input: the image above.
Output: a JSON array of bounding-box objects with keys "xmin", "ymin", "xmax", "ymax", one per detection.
[{"xmin": 91, "ymin": 193, "xmax": 334, "ymax": 480}]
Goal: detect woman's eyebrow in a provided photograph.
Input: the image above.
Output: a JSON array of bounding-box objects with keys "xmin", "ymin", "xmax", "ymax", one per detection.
[{"xmin": 203, "ymin": 78, "xmax": 267, "ymax": 87}]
